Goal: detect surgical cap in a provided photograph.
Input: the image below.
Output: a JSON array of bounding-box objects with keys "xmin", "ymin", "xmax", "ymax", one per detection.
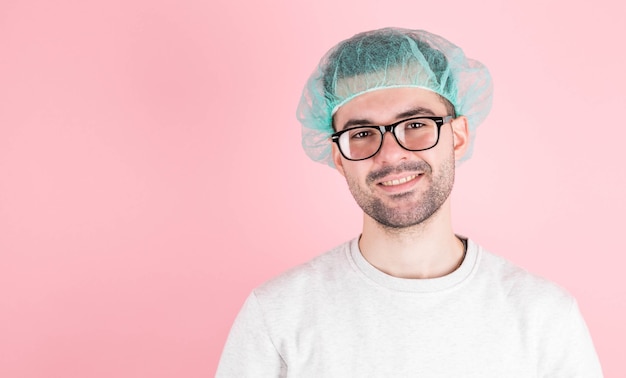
[{"xmin": 296, "ymin": 27, "xmax": 493, "ymax": 167}]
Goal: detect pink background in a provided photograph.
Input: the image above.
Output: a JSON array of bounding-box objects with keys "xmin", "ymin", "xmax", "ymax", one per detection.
[{"xmin": 1, "ymin": 0, "xmax": 624, "ymax": 376}]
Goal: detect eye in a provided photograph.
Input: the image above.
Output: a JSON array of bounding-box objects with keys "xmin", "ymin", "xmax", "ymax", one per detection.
[
  {"xmin": 348, "ymin": 128, "xmax": 375, "ymax": 139},
  {"xmin": 405, "ymin": 122, "xmax": 426, "ymax": 129}
]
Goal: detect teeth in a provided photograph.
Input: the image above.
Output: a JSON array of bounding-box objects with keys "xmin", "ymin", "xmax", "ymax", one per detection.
[{"xmin": 381, "ymin": 175, "xmax": 417, "ymax": 186}]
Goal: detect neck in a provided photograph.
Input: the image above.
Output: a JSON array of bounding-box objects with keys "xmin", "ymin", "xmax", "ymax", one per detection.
[{"xmin": 358, "ymin": 199, "xmax": 465, "ymax": 279}]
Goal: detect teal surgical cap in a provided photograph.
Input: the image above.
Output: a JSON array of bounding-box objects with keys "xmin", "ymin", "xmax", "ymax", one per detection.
[{"xmin": 296, "ymin": 27, "xmax": 493, "ymax": 167}]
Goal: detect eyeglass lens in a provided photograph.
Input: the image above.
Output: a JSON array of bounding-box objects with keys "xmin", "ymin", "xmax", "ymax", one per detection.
[{"xmin": 338, "ymin": 118, "xmax": 439, "ymax": 160}]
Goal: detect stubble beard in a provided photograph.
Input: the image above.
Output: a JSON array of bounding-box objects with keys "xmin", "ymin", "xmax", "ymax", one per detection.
[{"xmin": 345, "ymin": 154, "xmax": 455, "ymax": 230}]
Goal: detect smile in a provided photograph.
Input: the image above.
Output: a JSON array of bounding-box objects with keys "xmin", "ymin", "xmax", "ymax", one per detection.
[{"xmin": 380, "ymin": 174, "xmax": 419, "ymax": 187}]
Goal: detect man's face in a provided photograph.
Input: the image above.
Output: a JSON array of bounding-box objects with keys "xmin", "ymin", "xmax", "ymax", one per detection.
[{"xmin": 331, "ymin": 87, "xmax": 469, "ymax": 229}]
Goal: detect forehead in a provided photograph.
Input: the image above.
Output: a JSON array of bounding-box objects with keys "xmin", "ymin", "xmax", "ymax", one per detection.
[{"xmin": 333, "ymin": 87, "xmax": 449, "ymax": 131}]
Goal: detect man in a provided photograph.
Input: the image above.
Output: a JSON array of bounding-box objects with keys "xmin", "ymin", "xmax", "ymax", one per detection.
[{"xmin": 216, "ymin": 28, "xmax": 603, "ymax": 377}]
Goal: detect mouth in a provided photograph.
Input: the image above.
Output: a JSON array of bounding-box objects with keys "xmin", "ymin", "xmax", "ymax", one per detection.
[{"xmin": 379, "ymin": 174, "xmax": 420, "ymax": 187}]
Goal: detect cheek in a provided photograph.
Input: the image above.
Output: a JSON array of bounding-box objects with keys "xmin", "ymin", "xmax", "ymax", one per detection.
[
  {"xmin": 341, "ymin": 162, "xmax": 370, "ymax": 185},
  {"xmin": 423, "ymin": 132, "xmax": 455, "ymax": 162},
  {"xmin": 331, "ymin": 144, "xmax": 346, "ymax": 176}
]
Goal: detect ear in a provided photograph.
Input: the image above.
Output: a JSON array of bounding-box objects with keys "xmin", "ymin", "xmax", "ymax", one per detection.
[
  {"xmin": 450, "ymin": 116, "xmax": 470, "ymax": 161},
  {"xmin": 331, "ymin": 143, "xmax": 347, "ymax": 177}
]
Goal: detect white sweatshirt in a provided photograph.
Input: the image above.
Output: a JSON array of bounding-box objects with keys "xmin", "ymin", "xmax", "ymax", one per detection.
[{"xmin": 216, "ymin": 238, "xmax": 603, "ymax": 377}]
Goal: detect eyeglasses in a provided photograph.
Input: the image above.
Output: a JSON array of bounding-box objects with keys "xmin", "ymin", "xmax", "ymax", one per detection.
[{"xmin": 331, "ymin": 116, "xmax": 453, "ymax": 161}]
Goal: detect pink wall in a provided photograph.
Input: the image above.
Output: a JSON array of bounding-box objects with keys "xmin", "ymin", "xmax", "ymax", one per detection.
[{"xmin": 1, "ymin": 0, "xmax": 623, "ymax": 376}]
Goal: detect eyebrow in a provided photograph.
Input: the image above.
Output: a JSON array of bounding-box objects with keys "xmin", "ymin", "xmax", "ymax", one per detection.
[{"xmin": 340, "ymin": 107, "xmax": 437, "ymax": 130}]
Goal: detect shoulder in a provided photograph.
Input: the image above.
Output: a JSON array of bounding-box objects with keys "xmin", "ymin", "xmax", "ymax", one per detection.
[
  {"xmin": 473, "ymin": 241, "xmax": 575, "ymax": 314},
  {"xmin": 472, "ymin": 242, "xmax": 602, "ymax": 375},
  {"xmin": 252, "ymin": 239, "xmax": 354, "ymax": 304}
]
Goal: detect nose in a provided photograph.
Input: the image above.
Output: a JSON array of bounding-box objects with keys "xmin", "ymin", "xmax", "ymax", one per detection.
[{"xmin": 375, "ymin": 129, "xmax": 410, "ymax": 164}]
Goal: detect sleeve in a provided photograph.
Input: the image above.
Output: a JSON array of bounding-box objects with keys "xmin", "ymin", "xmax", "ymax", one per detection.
[
  {"xmin": 215, "ymin": 292, "xmax": 286, "ymax": 377},
  {"xmin": 538, "ymin": 299, "xmax": 604, "ymax": 378}
]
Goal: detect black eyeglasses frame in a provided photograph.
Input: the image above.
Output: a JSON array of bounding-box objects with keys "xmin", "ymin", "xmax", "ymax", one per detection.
[{"xmin": 330, "ymin": 115, "xmax": 454, "ymax": 161}]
